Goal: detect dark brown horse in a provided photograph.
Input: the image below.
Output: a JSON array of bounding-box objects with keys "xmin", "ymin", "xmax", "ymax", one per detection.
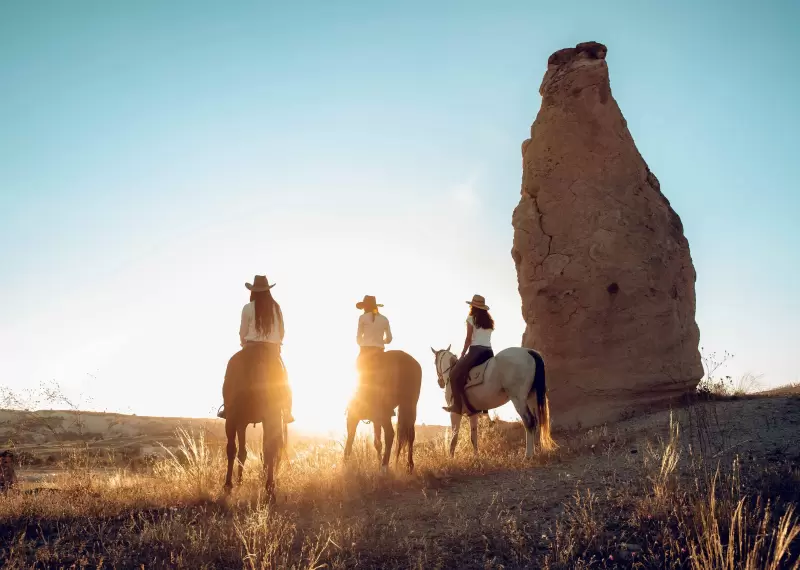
[
  {"xmin": 344, "ymin": 350, "xmax": 421, "ymax": 472},
  {"xmin": 222, "ymin": 345, "xmax": 287, "ymax": 501}
]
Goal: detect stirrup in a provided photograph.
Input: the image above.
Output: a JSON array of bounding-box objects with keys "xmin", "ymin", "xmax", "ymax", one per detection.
[{"xmin": 216, "ymin": 405, "xmax": 226, "ymax": 419}]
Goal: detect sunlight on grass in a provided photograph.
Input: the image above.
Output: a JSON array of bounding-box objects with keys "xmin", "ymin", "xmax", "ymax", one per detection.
[
  {"xmin": 1, "ymin": 409, "xmax": 798, "ymax": 568},
  {"xmin": 153, "ymin": 427, "xmax": 219, "ymax": 496}
]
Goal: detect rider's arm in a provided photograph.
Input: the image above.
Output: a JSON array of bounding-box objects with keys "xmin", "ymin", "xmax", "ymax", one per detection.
[
  {"xmin": 239, "ymin": 304, "xmax": 249, "ymax": 347},
  {"xmin": 384, "ymin": 319, "xmax": 393, "ymax": 345},
  {"xmin": 461, "ymin": 321, "xmax": 473, "ymax": 358},
  {"xmin": 356, "ymin": 316, "xmax": 364, "ymax": 346}
]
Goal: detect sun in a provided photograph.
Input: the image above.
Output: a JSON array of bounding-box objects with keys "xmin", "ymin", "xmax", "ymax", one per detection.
[{"xmin": 281, "ymin": 340, "xmax": 359, "ymax": 437}]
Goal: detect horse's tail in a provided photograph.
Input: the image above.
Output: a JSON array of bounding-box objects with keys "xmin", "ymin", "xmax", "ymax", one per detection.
[
  {"xmin": 395, "ymin": 355, "xmax": 421, "ymax": 466},
  {"xmin": 527, "ymin": 350, "xmax": 557, "ymax": 451},
  {"xmin": 395, "ymin": 400, "xmax": 416, "ymax": 462},
  {"xmin": 279, "ymin": 415, "xmax": 289, "ymax": 465}
]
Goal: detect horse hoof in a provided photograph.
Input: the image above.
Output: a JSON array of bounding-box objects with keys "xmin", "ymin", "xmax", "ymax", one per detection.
[
  {"xmin": 380, "ymin": 465, "xmax": 388, "ymax": 474},
  {"xmin": 223, "ymin": 483, "xmax": 233, "ymax": 494}
]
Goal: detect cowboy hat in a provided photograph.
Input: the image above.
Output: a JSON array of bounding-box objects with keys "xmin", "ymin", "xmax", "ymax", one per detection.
[
  {"xmin": 245, "ymin": 275, "xmax": 276, "ymax": 292},
  {"xmin": 466, "ymin": 294, "xmax": 489, "ymax": 310},
  {"xmin": 356, "ymin": 295, "xmax": 384, "ymax": 310}
]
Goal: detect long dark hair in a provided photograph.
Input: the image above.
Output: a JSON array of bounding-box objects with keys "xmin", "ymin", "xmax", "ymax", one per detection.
[
  {"xmin": 251, "ymin": 290, "xmax": 278, "ymax": 335},
  {"xmin": 470, "ymin": 306, "xmax": 494, "ymax": 330}
]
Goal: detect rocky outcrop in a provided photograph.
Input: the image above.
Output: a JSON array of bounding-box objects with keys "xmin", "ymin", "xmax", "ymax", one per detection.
[{"xmin": 511, "ymin": 42, "xmax": 702, "ymax": 428}]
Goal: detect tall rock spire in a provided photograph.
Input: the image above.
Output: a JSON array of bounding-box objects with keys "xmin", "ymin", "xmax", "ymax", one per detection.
[{"xmin": 511, "ymin": 42, "xmax": 702, "ymax": 428}]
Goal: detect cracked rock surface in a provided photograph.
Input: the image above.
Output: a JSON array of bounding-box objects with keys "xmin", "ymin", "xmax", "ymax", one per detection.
[{"xmin": 511, "ymin": 42, "xmax": 702, "ymax": 428}]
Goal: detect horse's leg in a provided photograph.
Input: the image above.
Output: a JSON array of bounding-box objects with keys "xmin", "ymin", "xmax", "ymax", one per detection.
[
  {"xmin": 236, "ymin": 424, "xmax": 247, "ymax": 485},
  {"xmin": 449, "ymin": 412, "xmax": 462, "ymax": 457},
  {"xmin": 406, "ymin": 421, "xmax": 415, "ymax": 473},
  {"xmin": 380, "ymin": 417, "xmax": 394, "ymax": 473},
  {"xmin": 343, "ymin": 412, "xmax": 358, "ymax": 462},
  {"xmin": 469, "ymin": 414, "xmax": 479, "ymax": 455},
  {"xmin": 263, "ymin": 421, "xmax": 276, "ymax": 505},
  {"xmin": 511, "ymin": 395, "xmax": 536, "ymax": 458},
  {"xmin": 224, "ymin": 419, "xmax": 236, "ymax": 491},
  {"xmin": 373, "ymin": 422, "xmax": 383, "ymax": 464}
]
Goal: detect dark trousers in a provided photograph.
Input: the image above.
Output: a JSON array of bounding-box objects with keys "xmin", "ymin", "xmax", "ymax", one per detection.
[
  {"xmin": 223, "ymin": 343, "xmax": 292, "ymax": 413},
  {"xmin": 450, "ymin": 346, "xmax": 494, "ymax": 414},
  {"xmin": 355, "ymin": 346, "xmax": 392, "ymax": 415},
  {"xmin": 357, "ymin": 346, "xmax": 384, "ymax": 367},
  {"xmin": 357, "ymin": 346, "xmax": 385, "ymax": 389}
]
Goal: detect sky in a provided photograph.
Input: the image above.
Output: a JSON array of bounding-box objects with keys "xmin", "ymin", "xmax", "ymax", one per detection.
[{"xmin": 1, "ymin": 0, "xmax": 798, "ymax": 434}]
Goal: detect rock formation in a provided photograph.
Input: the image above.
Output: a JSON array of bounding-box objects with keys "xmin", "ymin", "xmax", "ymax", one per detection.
[{"xmin": 511, "ymin": 42, "xmax": 702, "ymax": 428}]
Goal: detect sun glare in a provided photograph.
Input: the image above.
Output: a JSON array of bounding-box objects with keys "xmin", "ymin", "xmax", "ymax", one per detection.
[{"xmin": 282, "ymin": 341, "xmax": 359, "ymax": 437}]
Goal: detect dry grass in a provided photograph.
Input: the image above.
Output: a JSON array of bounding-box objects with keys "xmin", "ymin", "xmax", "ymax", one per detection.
[{"xmin": 1, "ymin": 402, "xmax": 799, "ymax": 569}]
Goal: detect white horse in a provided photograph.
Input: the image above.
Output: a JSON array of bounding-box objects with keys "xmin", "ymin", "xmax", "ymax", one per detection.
[{"xmin": 431, "ymin": 346, "xmax": 556, "ymax": 458}]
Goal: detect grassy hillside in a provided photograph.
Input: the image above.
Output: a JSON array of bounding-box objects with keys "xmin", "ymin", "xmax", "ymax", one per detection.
[{"xmin": 0, "ymin": 394, "xmax": 798, "ymax": 568}]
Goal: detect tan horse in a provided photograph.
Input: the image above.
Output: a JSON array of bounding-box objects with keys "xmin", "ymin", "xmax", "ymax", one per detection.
[
  {"xmin": 222, "ymin": 345, "xmax": 287, "ymax": 501},
  {"xmin": 344, "ymin": 350, "xmax": 421, "ymax": 472},
  {"xmin": 432, "ymin": 346, "xmax": 556, "ymax": 458}
]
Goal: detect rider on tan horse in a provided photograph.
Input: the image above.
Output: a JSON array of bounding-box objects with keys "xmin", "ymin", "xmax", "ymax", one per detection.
[
  {"xmin": 346, "ymin": 296, "xmax": 420, "ymax": 471},
  {"xmin": 354, "ymin": 294, "xmax": 394, "ymax": 417},
  {"xmin": 443, "ymin": 294, "xmax": 495, "ymax": 416},
  {"xmin": 218, "ymin": 275, "xmax": 293, "ymax": 424}
]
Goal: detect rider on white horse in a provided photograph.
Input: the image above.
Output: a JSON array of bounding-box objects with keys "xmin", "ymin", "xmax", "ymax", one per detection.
[{"xmin": 443, "ymin": 294, "xmax": 495, "ymax": 415}]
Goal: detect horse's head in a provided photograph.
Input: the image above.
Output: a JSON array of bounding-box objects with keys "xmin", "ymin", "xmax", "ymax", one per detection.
[{"xmin": 430, "ymin": 345, "xmax": 453, "ymax": 389}]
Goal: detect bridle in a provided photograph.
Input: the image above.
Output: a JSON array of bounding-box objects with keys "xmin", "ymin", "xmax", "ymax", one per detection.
[{"xmin": 434, "ymin": 350, "xmax": 456, "ymax": 388}]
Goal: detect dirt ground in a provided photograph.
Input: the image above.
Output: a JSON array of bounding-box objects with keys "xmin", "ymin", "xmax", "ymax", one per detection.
[{"xmin": 317, "ymin": 395, "xmax": 800, "ymax": 538}]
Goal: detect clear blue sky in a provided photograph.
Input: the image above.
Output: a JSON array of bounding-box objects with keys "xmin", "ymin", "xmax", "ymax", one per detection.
[{"xmin": 1, "ymin": 1, "xmax": 797, "ymax": 428}]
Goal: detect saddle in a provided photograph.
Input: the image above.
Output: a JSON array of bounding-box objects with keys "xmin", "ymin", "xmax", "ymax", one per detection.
[
  {"xmin": 465, "ymin": 358, "xmax": 495, "ymax": 389},
  {"xmin": 352, "ymin": 352, "xmax": 395, "ymax": 420},
  {"xmin": 444, "ymin": 358, "xmax": 495, "ymax": 411}
]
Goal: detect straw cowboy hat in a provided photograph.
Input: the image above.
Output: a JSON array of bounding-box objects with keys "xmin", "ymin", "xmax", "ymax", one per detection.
[
  {"xmin": 356, "ymin": 295, "xmax": 383, "ymax": 310},
  {"xmin": 466, "ymin": 294, "xmax": 490, "ymax": 310},
  {"xmin": 245, "ymin": 275, "xmax": 276, "ymax": 292}
]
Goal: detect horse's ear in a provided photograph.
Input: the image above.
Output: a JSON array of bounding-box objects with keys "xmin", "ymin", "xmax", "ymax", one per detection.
[
  {"xmin": 430, "ymin": 347, "xmax": 436, "ymax": 355},
  {"xmin": 447, "ymin": 344, "xmax": 451, "ymax": 352}
]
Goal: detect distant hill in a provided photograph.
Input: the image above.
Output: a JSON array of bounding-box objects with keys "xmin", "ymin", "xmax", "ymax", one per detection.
[
  {"xmin": 758, "ymin": 382, "xmax": 800, "ymax": 397},
  {"xmin": 0, "ymin": 409, "xmax": 226, "ymax": 461},
  {"xmin": 0, "ymin": 409, "xmax": 452, "ymax": 464}
]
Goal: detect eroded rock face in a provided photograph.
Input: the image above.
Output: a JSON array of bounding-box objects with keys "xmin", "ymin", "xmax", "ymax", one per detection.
[{"xmin": 511, "ymin": 42, "xmax": 702, "ymax": 428}]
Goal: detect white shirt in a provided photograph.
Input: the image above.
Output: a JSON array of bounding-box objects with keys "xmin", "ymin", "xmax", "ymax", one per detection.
[
  {"xmin": 357, "ymin": 313, "xmax": 392, "ymax": 348},
  {"xmin": 467, "ymin": 316, "xmax": 492, "ymax": 348},
  {"xmin": 239, "ymin": 302, "xmax": 284, "ymax": 346}
]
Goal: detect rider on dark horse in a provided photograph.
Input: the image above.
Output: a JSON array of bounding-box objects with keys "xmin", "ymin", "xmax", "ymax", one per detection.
[
  {"xmin": 218, "ymin": 275, "xmax": 294, "ymax": 423},
  {"xmin": 354, "ymin": 295, "xmax": 395, "ymax": 417},
  {"xmin": 443, "ymin": 294, "xmax": 495, "ymax": 416}
]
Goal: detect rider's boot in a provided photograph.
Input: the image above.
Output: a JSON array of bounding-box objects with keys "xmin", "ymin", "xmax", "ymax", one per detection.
[{"xmin": 443, "ymin": 392, "xmax": 462, "ymax": 414}]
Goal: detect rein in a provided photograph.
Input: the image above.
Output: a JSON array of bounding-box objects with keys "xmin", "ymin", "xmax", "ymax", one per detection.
[{"xmin": 435, "ymin": 351, "xmax": 456, "ymax": 387}]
